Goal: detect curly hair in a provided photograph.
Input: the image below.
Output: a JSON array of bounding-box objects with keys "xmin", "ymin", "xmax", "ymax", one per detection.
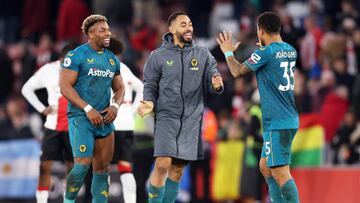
[{"xmin": 81, "ymin": 14, "xmax": 108, "ymax": 35}]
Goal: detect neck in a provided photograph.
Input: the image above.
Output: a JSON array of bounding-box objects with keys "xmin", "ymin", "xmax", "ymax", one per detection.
[
  {"xmin": 173, "ymin": 36, "xmax": 185, "ymax": 48},
  {"xmin": 88, "ymin": 41, "xmax": 103, "ymax": 52},
  {"xmin": 264, "ymin": 34, "xmax": 283, "ymax": 46}
]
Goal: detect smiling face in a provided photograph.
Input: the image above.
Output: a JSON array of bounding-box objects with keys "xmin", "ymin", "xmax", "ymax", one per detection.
[
  {"xmin": 169, "ymin": 15, "xmax": 193, "ymax": 45},
  {"xmin": 88, "ymin": 21, "xmax": 111, "ymax": 48}
]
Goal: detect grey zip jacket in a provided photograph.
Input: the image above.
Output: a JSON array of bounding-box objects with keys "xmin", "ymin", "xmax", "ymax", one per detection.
[{"xmin": 143, "ymin": 32, "xmax": 223, "ymax": 160}]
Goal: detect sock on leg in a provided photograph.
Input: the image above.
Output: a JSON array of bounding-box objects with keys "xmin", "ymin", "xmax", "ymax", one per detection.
[
  {"xmin": 265, "ymin": 176, "xmax": 284, "ymax": 203},
  {"xmin": 163, "ymin": 178, "xmax": 180, "ymax": 203},
  {"xmin": 280, "ymin": 179, "xmax": 299, "ymax": 203},
  {"xmin": 64, "ymin": 163, "xmax": 89, "ymax": 202},
  {"xmin": 36, "ymin": 186, "xmax": 49, "ymax": 203},
  {"xmin": 120, "ymin": 173, "xmax": 136, "ymax": 203},
  {"xmin": 148, "ymin": 183, "xmax": 165, "ymax": 203},
  {"xmin": 91, "ymin": 172, "xmax": 110, "ymax": 203}
]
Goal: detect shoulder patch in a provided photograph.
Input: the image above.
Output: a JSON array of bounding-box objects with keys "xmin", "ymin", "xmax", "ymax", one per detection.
[{"xmin": 63, "ymin": 57, "xmax": 72, "ymax": 67}]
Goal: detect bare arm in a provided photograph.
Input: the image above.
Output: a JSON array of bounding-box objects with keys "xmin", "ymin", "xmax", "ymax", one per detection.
[
  {"xmin": 217, "ymin": 31, "xmax": 252, "ymax": 78},
  {"xmin": 225, "ymin": 56, "xmax": 252, "ymax": 78},
  {"xmin": 111, "ymin": 74, "xmax": 125, "ymax": 106},
  {"xmin": 100, "ymin": 74, "xmax": 125, "ymax": 123},
  {"xmin": 59, "ymin": 68, "xmax": 87, "ymax": 109}
]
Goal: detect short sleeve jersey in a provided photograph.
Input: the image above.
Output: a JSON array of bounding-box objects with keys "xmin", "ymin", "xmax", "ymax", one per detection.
[
  {"xmin": 244, "ymin": 42, "xmax": 299, "ymax": 131},
  {"xmin": 62, "ymin": 43, "xmax": 120, "ymax": 117}
]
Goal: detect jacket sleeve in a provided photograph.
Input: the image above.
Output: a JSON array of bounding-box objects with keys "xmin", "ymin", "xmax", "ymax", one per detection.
[
  {"xmin": 205, "ymin": 49, "xmax": 223, "ymax": 94},
  {"xmin": 143, "ymin": 52, "xmax": 161, "ymax": 103}
]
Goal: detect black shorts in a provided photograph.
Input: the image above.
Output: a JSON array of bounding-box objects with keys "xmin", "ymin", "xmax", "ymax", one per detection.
[
  {"xmin": 112, "ymin": 131, "xmax": 134, "ymax": 163},
  {"xmin": 40, "ymin": 129, "xmax": 73, "ymax": 162}
]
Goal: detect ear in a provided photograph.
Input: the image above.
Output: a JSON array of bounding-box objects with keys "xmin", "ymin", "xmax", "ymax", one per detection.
[{"xmin": 169, "ymin": 25, "xmax": 175, "ymax": 34}]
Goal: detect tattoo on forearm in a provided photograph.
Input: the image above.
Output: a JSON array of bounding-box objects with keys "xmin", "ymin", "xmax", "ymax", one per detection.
[{"xmin": 226, "ymin": 56, "xmax": 251, "ymax": 78}]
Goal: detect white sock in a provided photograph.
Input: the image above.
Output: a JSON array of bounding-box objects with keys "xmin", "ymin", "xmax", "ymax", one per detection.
[
  {"xmin": 36, "ymin": 190, "xmax": 49, "ymax": 203},
  {"xmin": 120, "ymin": 173, "xmax": 137, "ymax": 203}
]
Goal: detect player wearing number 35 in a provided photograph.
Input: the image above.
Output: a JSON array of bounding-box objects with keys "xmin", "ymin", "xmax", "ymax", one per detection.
[{"xmin": 217, "ymin": 12, "xmax": 300, "ymax": 203}]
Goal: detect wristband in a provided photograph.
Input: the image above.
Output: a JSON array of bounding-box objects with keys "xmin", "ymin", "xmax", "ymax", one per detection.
[
  {"xmin": 224, "ymin": 51, "xmax": 234, "ymax": 58},
  {"xmin": 83, "ymin": 104, "xmax": 93, "ymax": 113},
  {"xmin": 111, "ymin": 103, "xmax": 120, "ymax": 109}
]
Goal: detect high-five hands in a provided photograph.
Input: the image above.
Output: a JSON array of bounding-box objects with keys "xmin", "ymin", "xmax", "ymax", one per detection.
[
  {"xmin": 216, "ymin": 31, "xmax": 241, "ymax": 54},
  {"xmin": 137, "ymin": 100, "xmax": 154, "ymax": 117}
]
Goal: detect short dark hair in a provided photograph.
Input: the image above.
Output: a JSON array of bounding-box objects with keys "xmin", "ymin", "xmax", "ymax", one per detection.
[
  {"xmin": 106, "ymin": 37, "xmax": 125, "ymax": 55},
  {"xmin": 81, "ymin": 14, "xmax": 108, "ymax": 35},
  {"xmin": 167, "ymin": 11, "xmax": 188, "ymax": 26},
  {"xmin": 257, "ymin": 12, "xmax": 281, "ymax": 34}
]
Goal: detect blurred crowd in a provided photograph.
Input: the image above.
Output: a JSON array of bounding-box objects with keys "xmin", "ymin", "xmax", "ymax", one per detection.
[{"xmin": 1, "ymin": 0, "xmax": 360, "ymax": 201}]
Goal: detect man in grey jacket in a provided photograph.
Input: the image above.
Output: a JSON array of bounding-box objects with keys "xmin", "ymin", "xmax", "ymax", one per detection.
[{"xmin": 137, "ymin": 11, "xmax": 224, "ymax": 203}]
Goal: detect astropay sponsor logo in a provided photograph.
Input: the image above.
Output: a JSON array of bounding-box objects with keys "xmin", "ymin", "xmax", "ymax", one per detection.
[{"xmin": 88, "ymin": 68, "xmax": 114, "ymax": 78}]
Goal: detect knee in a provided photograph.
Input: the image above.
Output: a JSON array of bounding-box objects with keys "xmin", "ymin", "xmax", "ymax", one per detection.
[
  {"xmin": 154, "ymin": 157, "xmax": 172, "ymax": 175},
  {"xmin": 270, "ymin": 166, "xmax": 291, "ymax": 186},
  {"xmin": 169, "ymin": 166, "xmax": 185, "ymax": 180},
  {"xmin": 259, "ymin": 158, "xmax": 271, "ymax": 177}
]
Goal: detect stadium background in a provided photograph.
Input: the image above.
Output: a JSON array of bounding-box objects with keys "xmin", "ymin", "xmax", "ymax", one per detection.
[{"xmin": 1, "ymin": 0, "xmax": 360, "ymax": 203}]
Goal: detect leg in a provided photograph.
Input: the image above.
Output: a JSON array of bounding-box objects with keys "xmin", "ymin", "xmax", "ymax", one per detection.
[
  {"xmin": 36, "ymin": 160, "xmax": 52, "ymax": 203},
  {"xmin": 259, "ymin": 158, "xmax": 283, "ymax": 203},
  {"xmin": 271, "ymin": 166, "xmax": 299, "ymax": 203},
  {"xmin": 64, "ymin": 157, "xmax": 92, "ymax": 203},
  {"xmin": 265, "ymin": 130, "xmax": 299, "ymax": 203},
  {"xmin": 37, "ymin": 129, "xmax": 64, "ymax": 203},
  {"xmin": 164, "ymin": 158, "xmax": 188, "ymax": 203},
  {"xmin": 91, "ymin": 132, "xmax": 114, "ymax": 203},
  {"xmin": 118, "ymin": 160, "xmax": 137, "ymax": 203},
  {"xmin": 64, "ymin": 116, "xmax": 94, "ymax": 203},
  {"xmin": 148, "ymin": 156, "xmax": 172, "ymax": 203},
  {"xmin": 260, "ymin": 131, "xmax": 283, "ymax": 203},
  {"xmin": 132, "ymin": 135, "xmax": 154, "ymax": 203},
  {"xmin": 114, "ymin": 131, "xmax": 136, "ymax": 203}
]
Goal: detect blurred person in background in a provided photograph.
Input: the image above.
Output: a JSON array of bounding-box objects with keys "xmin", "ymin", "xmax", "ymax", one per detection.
[
  {"xmin": 60, "ymin": 15, "xmax": 125, "ymax": 203},
  {"xmin": 0, "ymin": 96, "xmax": 41, "ymax": 140},
  {"xmin": 107, "ymin": 37, "xmax": 143, "ymax": 203},
  {"xmin": 21, "ymin": 44, "xmax": 76, "ymax": 203},
  {"xmin": 137, "ymin": 11, "xmax": 224, "ymax": 203},
  {"xmin": 331, "ymin": 109, "xmax": 357, "ymax": 164},
  {"xmin": 218, "ymin": 12, "xmax": 300, "ymax": 202},
  {"xmin": 0, "ymin": 48, "xmax": 14, "ymax": 104},
  {"xmin": 34, "ymin": 33, "xmax": 57, "ymax": 69},
  {"xmin": 7, "ymin": 41, "xmax": 37, "ymax": 93}
]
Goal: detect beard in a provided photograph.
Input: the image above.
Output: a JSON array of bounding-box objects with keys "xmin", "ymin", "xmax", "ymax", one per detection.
[{"xmin": 176, "ymin": 31, "xmax": 193, "ymax": 44}]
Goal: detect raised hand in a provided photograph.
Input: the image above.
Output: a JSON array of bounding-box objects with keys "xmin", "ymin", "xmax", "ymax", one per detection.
[{"xmin": 216, "ymin": 31, "xmax": 241, "ymax": 53}]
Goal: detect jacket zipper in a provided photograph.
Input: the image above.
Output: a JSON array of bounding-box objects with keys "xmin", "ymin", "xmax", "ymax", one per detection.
[{"xmin": 176, "ymin": 48, "xmax": 185, "ymax": 156}]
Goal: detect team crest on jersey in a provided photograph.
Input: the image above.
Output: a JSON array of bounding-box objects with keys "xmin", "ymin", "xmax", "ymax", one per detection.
[
  {"xmin": 109, "ymin": 59, "xmax": 115, "ymax": 66},
  {"xmin": 87, "ymin": 58, "xmax": 95, "ymax": 64},
  {"xmin": 68, "ymin": 53, "xmax": 74, "ymax": 56},
  {"xmin": 190, "ymin": 58, "xmax": 199, "ymax": 70},
  {"xmin": 166, "ymin": 60, "xmax": 174, "ymax": 66},
  {"xmin": 79, "ymin": 145, "xmax": 87, "ymax": 152},
  {"xmin": 63, "ymin": 58, "xmax": 71, "ymax": 67}
]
